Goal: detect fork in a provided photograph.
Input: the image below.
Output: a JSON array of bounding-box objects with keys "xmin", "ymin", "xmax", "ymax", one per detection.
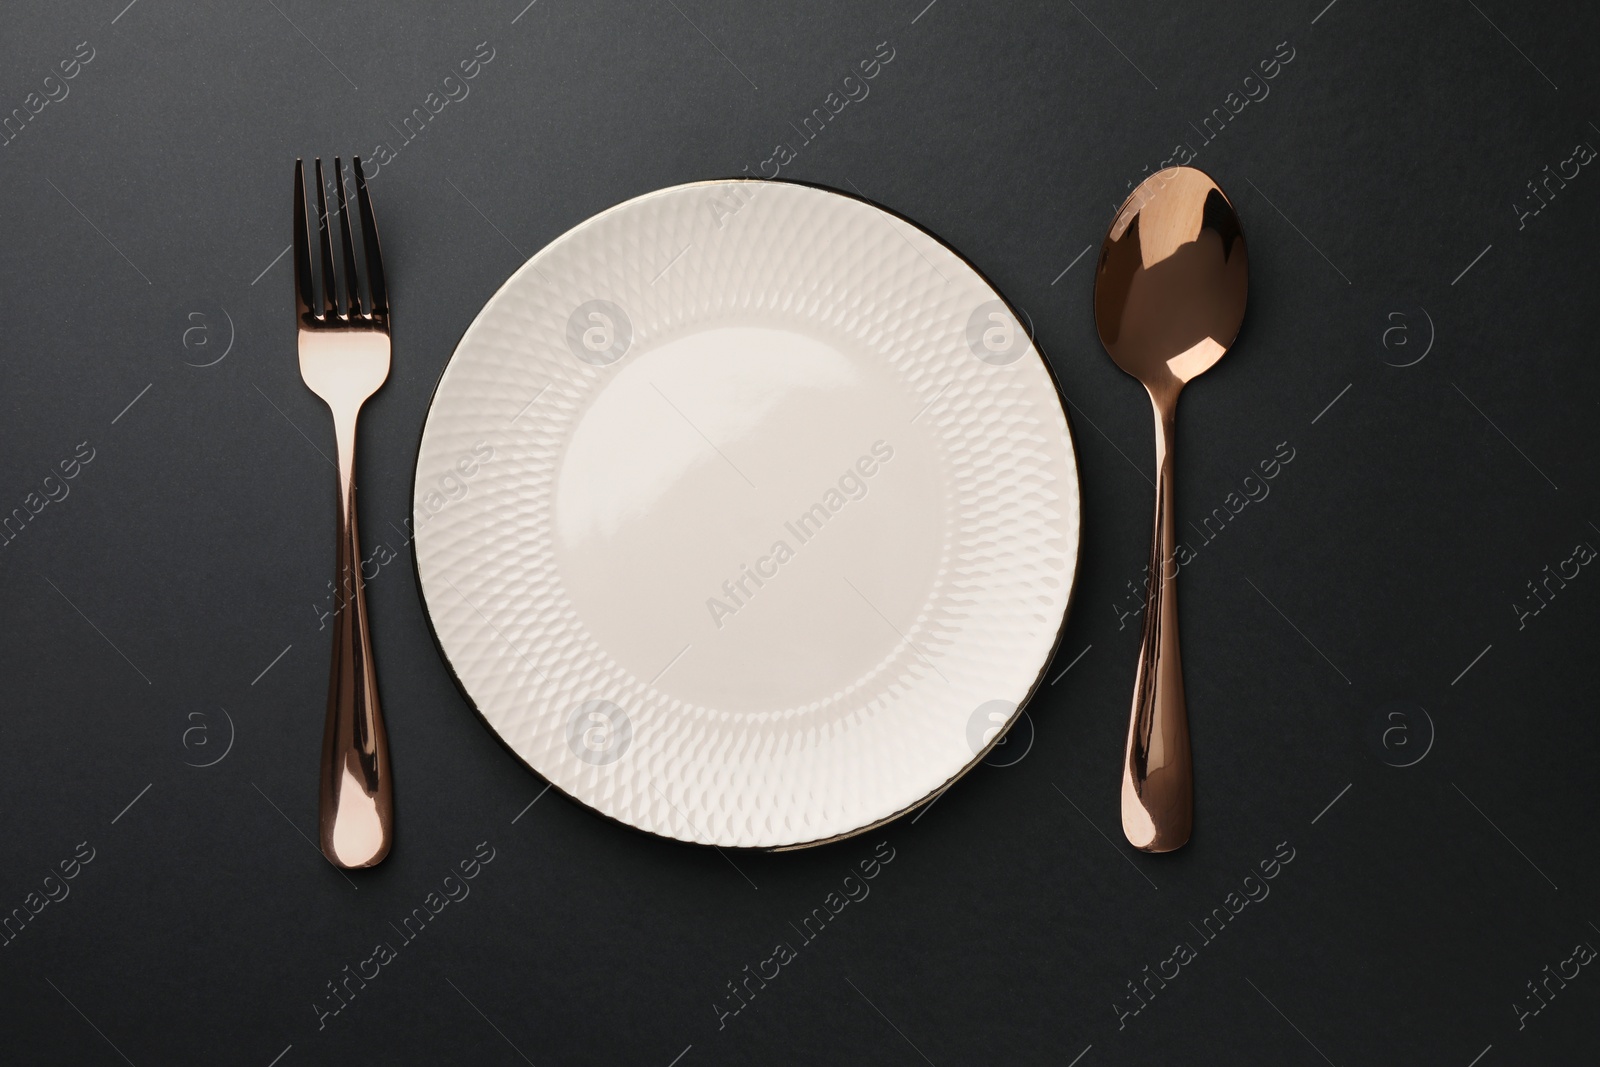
[{"xmin": 294, "ymin": 156, "xmax": 394, "ymax": 869}]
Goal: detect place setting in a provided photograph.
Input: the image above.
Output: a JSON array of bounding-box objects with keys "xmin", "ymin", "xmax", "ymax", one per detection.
[
  {"xmin": 292, "ymin": 153, "xmax": 1247, "ymax": 865},
  {"xmin": 18, "ymin": 7, "xmax": 1600, "ymax": 1062}
]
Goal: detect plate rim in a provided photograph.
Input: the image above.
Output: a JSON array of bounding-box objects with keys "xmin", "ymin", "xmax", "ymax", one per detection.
[{"xmin": 408, "ymin": 176, "xmax": 1084, "ymax": 851}]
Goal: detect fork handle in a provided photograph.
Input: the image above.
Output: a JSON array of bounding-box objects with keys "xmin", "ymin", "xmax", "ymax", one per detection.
[
  {"xmin": 1120, "ymin": 389, "xmax": 1192, "ymax": 853},
  {"xmin": 318, "ymin": 408, "xmax": 393, "ymax": 869}
]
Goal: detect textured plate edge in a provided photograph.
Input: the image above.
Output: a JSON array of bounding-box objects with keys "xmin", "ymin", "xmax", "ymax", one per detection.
[{"xmin": 407, "ymin": 176, "xmax": 1084, "ymax": 852}]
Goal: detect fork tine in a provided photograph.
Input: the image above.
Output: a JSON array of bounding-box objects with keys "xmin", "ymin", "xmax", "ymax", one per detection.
[
  {"xmin": 313, "ymin": 158, "xmax": 338, "ymax": 319},
  {"xmin": 352, "ymin": 157, "xmax": 388, "ymax": 322},
  {"xmin": 334, "ymin": 158, "xmax": 362, "ymax": 318},
  {"xmin": 293, "ymin": 159, "xmax": 314, "ymax": 321}
]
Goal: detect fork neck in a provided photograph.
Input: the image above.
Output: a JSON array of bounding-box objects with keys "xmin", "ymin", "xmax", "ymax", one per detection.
[{"xmin": 332, "ymin": 411, "xmax": 362, "ymax": 507}]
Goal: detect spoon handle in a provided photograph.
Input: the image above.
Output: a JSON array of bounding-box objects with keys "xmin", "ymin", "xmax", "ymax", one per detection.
[{"xmin": 1121, "ymin": 393, "xmax": 1192, "ymax": 852}]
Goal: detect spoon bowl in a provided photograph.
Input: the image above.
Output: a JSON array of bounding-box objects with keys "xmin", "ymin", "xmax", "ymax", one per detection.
[
  {"xmin": 1093, "ymin": 166, "xmax": 1248, "ymax": 852},
  {"xmin": 1096, "ymin": 167, "xmax": 1248, "ymax": 396}
]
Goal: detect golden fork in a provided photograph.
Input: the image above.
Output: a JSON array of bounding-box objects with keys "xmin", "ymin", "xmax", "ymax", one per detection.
[{"xmin": 293, "ymin": 156, "xmax": 394, "ymax": 869}]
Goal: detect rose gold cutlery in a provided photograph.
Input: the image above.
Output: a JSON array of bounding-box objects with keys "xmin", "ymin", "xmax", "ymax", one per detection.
[
  {"xmin": 293, "ymin": 156, "xmax": 395, "ymax": 869},
  {"xmin": 1092, "ymin": 166, "xmax": 1248, "ymax": 853}
]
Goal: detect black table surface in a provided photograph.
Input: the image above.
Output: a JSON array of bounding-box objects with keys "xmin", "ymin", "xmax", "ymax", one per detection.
[{"xmin": 3, "ymin": 1, "xmax": 1597, "ymax": 1064}]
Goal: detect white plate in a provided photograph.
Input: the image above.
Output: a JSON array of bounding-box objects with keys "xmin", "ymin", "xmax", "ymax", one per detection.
[{"xmin": 414, "ymin": 180, "xmax": 1079, "ymax": 848}]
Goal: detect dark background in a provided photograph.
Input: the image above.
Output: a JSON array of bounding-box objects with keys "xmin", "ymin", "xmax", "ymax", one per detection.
[{"xmin": 1, "ymin": 1, "xmax": 1596, "ymax": 1064}]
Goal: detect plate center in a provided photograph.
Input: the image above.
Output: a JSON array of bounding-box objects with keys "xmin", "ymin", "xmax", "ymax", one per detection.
[{"xmin": 553, "ymin": 322, "xmax": 945, "ymax": 715}]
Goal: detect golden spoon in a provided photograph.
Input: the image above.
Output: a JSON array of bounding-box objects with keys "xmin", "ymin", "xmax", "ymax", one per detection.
[{"xmin": 1092, "ymin": 166, "xmax": 1248, "ymax": 852}]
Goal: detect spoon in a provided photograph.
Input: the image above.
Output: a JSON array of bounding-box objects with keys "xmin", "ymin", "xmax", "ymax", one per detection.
[{"xmin": 1092, "ymin": 166, "xmax": 1248, "ymax": 853}]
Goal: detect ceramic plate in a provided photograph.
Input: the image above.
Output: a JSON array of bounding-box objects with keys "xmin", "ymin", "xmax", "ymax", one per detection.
[{"xmin": 413, "ymin": 180, "xmax": 1079, "ymax": 848}]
